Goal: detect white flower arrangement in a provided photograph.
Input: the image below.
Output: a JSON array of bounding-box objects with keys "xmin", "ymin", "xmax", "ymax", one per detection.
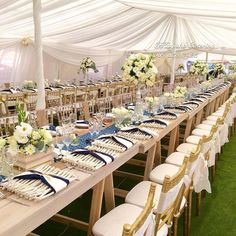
[
  {"xmin": 214, "ymin": 63, "xmax": 225, "ymax": 74},
  {"xmin": 44, "ymin": 79, "xmax": 49, "ymax": 87},
  {"xmin": 112, "ymin": 107, "xmax": 133, "ymax": 127},
  {"xmin": 1, "ymin": 123, "xmax": 53, "ymax": 156},
  {"xmin": 111, "ymin": 73, "xmax": 121, "ymax": 81},
  {"xmin": 177, "ymin": 63, "xmax": 185, "ymax": 71},
  {"xmin": 229, "ymin": 64, "xmax": 236, "ymax": 72},
  {"xmin": 189, "ymin": 61, "xmax": 208, "ymax": 76},
  {"xmin": 79, "ymin": 57, "xmax": 98, "ymax": 75},
  {"xmin": 201, "ymin": 81, "xmax": 212, "ymax": 90},
  {"xmin": 23, "ymin": 80, "xmax": 37, "ymax": 89},
  {"xmin": 54, "ymin": 79, "xmax": 61, "ymax": 87},
  {"xmin": 144, "ymin": 96, "xmax": 159, "ymax": 104},
  {"xmin": 122, "ymin": 53, "xmax": 158, "ymax": 86},
  {"xmin": 164, "ymin": 86, "xmax": 187, "ymax": 98}
]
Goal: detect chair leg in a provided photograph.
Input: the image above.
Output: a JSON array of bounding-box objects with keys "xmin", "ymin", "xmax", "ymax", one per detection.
[
  {"xmin": 173, "ymin": 216, "xmax": 178, "ymax": 236},
  {"xmin": 183, "ymin": 207, "xmax": 188, "ymax": 236},
  {"xmin": 196, "ymin": 192, "xmax": 201, "ymax": 216},
  {"xmin": 187, "ymin": 187, "xmax": 193, "ymax": 236}
]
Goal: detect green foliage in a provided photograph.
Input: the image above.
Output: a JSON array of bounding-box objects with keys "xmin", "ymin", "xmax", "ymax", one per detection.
[{"xmin": 16, "ymin": 102, "xmax": 27, "ymax": 124}]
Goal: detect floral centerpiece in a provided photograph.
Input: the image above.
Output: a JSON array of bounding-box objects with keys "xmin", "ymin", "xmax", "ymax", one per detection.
[
  {"xmin": 0, "ymin": 123, "xmax": 53, "ymax": 170},
  {"xmin": 177, "ymin": 64, "xmax": 185, "ymax": 74},
  {"xmin": 229, "ymin": 64, "xmax": 236, "ymax": 73},
  {"xmin": 78, "ymin": 57, "xmax": 98, "ymax": 84},
  {"xmin": 164, "ymin": 86, "xmax": 187, "ymax": 105},
  {"xmin": 201, "ymin": 81, "xmax": 212, "ymax": 90},
  {"xmin": 8, "ymin": 122, "xmax": 52, "ymax": 155},
  {"xmin": 23, "ymin": 80, "xmax": 37, "ymax": 90},
  {"xmin": 214, "ymin": 63, "xmax": 225, "ymax": 76},
  {"xmin": 112, "ymin": 107, "xmax": 133, "ymax": 128},
  {"xmin": 111, "ymin": 73, "xmax": 121, "ymax": 81},
  {"xmin": 144, "ymin": 97, "xmax": 159, "ymax": 114},
  {"xmin": 54, "ymin": 79, "xmax": 61, "ymax": 87},
  {"xmin": 189, "ymin": 61, "xmax": 208, "ymax": 77},
  {"xmin": 122, "ymin": 53, "xmax": 158, "ymax": 87}
]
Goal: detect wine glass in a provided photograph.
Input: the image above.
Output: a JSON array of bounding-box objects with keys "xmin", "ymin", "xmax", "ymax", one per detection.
[{"xmin": 62, "ymin": 134, "xmax": 72, "ymax": 151}]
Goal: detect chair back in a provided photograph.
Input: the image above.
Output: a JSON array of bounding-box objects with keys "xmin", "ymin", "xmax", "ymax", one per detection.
[
  {"xmin": 5, "ymin": 93, "xmax": 25, "ymax": 116},
  {"xmin": 122, "ymin": 183, "xmax": 156, "ymax": 236},
  {"xmin": 154, "ymin": 157, "xmax": 188, "ymax": 235},
  {"xmin": 0, "ymin": 116, "xmax": 18, "ymax": 137},
  {"xmin": 25, "ymin": 92, "xmax": 38, "ymax": 111},
  {"xmin": 46, "ymin": 89, "xmax": 61, "ymax": 108},
  {"xmin": 62, "ymin": 87, "xmax": 76, "ymax": 105}
]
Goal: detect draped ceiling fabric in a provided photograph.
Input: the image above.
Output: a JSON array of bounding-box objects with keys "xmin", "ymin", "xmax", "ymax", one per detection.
[{"xmin": 1, "ymin": 0, "xmax": 236, "ymax": 83}]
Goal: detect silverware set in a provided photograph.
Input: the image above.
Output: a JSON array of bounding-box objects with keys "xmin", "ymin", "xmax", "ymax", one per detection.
[
  {"xmin": 0, "ymin": 165, "xmax": 75, "ymax": 201},
  {"xmin": 63, "ymin": 153, "xmax": 105, "ymax": 172},
  {"xmin": 87, "ymin": 145, "xmax": 120, "ymax": 158},
  {"xmin": 140, "ymin": 122, "xmax": 166, "ymax": 129},
  {"xmin": 117, "ymin": 130, "xmax": 152, "ymax": 141},
  {"xmin": 92, "ymin": 139, "xmax": 126, "ymax": 153}
]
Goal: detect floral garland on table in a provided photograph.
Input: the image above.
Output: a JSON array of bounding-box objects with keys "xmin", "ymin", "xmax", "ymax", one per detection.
[
  {"xmin": 189, "ymin": 61, "xmax": 208, "ymax": 76},
  {"xmin": 122, "ymin": 53, "xmax": 158, "ymax": 86},
  {"xmin": 0, "ymin": 123, "xmax": 53, "ymax": 155},
  {"xmin": 214, "ymin": 63, "xmax": 225, "ymax": 75},
  {"xmin": 23, "ymin": 80, "xmax": 37, "ymax": 90},
  {"xmin": 79, "ymin": 57, "xmax": 98, "ymax": 75}
]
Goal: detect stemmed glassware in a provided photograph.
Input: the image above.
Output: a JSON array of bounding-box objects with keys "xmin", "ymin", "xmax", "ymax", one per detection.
[{"xmin": 5, "ymin": 147, "xmax": 18, "ymax": 179}]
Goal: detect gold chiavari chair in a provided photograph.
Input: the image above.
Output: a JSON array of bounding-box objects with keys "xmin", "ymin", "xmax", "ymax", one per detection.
[
  {"xmin": 56, "ymin": 104, "xmax": 76, "ymax": 126},
  {"xmin": 95, "ymin": 97, "xmax": 112, "ymax": 114},
  {"xmin": 93, "ymin": 158, "xmax": 187, "ymax": 236},
  {"xmin": 99, "ymin": 86, "xmax": 108, "ymax": 98},
  {"xmin": 25, "ymin": 92, "xmax": 38, "ymax": 111},
  {"xmin": 87, "ymin": 89, "xmax": 98, "ymax": 101},
  {"xmin": 0, "ymin": 116, "xmax": 18, "ymax": 138},
  {"xmin": 4, "ymin": 93, "xmax": 25, "ymax": 116},
  {"xmin": 93, "ymin": 183, "xmax": 157, "ymax": 236},
  {"xmin": 122, "ymin": 93, "xmax": 133, "ymax": 105},
  {"xmin": 46, "ymin": 89, "xmax": 62, "ymax": 108},
  {"xmin": 76, "ymin": 87, "xmax": 88, "ymax": 102},
  {"xmin": 61, "ymin": 87, "xmax": 76, "ymax": 105}
]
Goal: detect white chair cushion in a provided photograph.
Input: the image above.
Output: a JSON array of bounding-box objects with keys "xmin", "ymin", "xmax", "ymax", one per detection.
[
  {"xmin": 207, "ymin": 116, "xmax": 219, "ymax": 121},
  {"xmin": 93, "ymin": 203, "xmax": 168, "ymax": 236},
  {"xmin": 192, "ymin": 128, "xmax": 211, "ymax": 137},
  {"xmin": 92, "ymin": 203, "xmax": 144, "ymax": 236},
  {"xmin": 195, "ymin": 124, "xmax": 212, "ymax": 131},
  {"xmin": 186, "ymin": 135, "xmax": 202, "ymax": 145},
  {"xmin": 149, "ymin": 164, "xmax": 180, "ymax": 184},
  {"xmin": 202, "ymin": 120, "xmax": 217, "ymax": 125},
  {"xmin": 126, "ymin": 181, "xmax": 162, "ymax": 209},
  {"xmin": 176, "ymin": 143, "xmax": 197, "ymax": 155},
  {"xmin": 165, "ymin": 152, "xmax": 189, "ymax": 166}
]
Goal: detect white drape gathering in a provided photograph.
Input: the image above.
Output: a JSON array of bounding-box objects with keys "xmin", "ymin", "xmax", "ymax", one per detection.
[{"xmin": 2, "ymin": 0, "xmax": 236, "ymax": 84}]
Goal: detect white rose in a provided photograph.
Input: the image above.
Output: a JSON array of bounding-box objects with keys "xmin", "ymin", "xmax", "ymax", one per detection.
[{"xmin": 25, "ymin": 144, "xmax": 36, "ymax": 155}]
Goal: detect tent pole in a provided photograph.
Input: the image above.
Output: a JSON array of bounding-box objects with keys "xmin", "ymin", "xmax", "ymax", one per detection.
[
  {"xmin": 205, "ymin": 52, "xmax": 208, "ymax": 63},
  {"xmin": 33, "ymin": 0, "xmax": 46, "ymax": 110},
  {"xmin": 170, "ymin": 16, "xmax": 177, "ymax": 84},
  {"xmin": 170, "ymin": 48, "xmax": 176, "ymax": 84}
]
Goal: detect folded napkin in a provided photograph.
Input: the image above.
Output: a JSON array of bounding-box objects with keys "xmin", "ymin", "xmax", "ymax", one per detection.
[
  {"xmin": 71, "ymin": 148, "xmax": 114, "ymax": 164},
  {"xmin": 14, "ymin": 171, "xmax": 70, "ymax": 193},
  {"xmin": 178, "ymin": 105, "xmax": 194, "ymax": 111},
  {"xmin": 143, "ymin": 119, "xmax": 168, "ymax": 127},
  {"xmin": 97, "ymin": 134, "xmax": 134, "ymax": 149},
  {"xmin": 120, "ymin": 127, "xmax": 155, "ymax": 137},
  {"xmin": 155, "ymin": 111, "xmax": 177, "ymax": 120},
  {"xmin": 75, "ymin": 120, "xmax": 89, "ymax": 129}
]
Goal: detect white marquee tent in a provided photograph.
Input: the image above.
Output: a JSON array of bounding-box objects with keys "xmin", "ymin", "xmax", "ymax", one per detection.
[{"xmin": 1, "ymin": 0, "xmax": 236, "ymax": 92}]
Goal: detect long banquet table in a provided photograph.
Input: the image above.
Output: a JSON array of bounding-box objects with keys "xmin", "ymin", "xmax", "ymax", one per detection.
[{"xmin": 0, "ymin": 83, "xmax": 230, "ymax": 236}]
